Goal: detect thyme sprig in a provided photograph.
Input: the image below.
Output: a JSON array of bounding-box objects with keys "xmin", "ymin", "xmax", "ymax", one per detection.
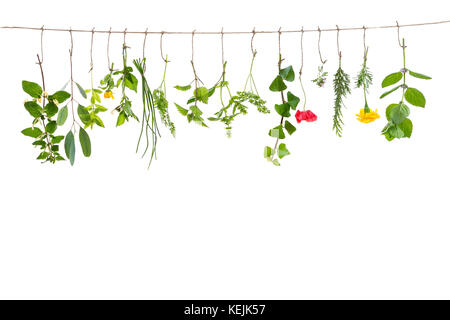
[{"xmin": 154, "ymin": 56, "xmax": 175, "ymax": 137}]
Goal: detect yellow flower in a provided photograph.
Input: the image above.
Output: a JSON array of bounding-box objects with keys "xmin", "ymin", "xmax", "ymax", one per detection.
[
  {"xmin": 356, "ymin": 108, "xmax": 380, "ymax": 123},
  {"xmin": 104, "ymin": 90, "xmax": 114, "ymax": 99}
]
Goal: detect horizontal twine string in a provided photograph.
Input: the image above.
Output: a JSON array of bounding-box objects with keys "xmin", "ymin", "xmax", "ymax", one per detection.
[{"xmin": 1, "ymin": 19, "xmax": 450, "ymax": 35}]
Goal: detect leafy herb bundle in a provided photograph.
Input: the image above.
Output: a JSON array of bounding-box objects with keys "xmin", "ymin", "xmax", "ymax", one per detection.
[
  {"xmin": 355, "ymin": 48, "xmax": 373, "ymax": 112},
  {"xmin": 312, "ymin": 63, "xmax": 328, "ymax": 88},
  {"xmin": 154, "ymin": 56, "xmax": 175, "ymax": 137},
  {"xmin": 264, "ymin": 57, "xmax": 299, "ymax": 166},
  {"xmin": 332, "ymin": 55, "xmax": 351, "ymax": 137},
  {"xmin": 380, "ymin": 38, "xmax": 431, "ymax": 140}
]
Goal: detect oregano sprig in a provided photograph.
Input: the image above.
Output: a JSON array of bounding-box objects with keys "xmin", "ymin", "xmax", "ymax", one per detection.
[{"xmin": 380, "ymin": 38, "xmax": 431, "ymax": 140}]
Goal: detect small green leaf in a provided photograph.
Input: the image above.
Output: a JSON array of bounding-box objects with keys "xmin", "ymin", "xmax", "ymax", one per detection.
[
  {"xmin": 174, "ymin": 84, "xmax": 192, "ymax": 91},
  {"xmin": 21, "ymin": 127, "xmax": 43, "ymax": 138},
  {"xmin": 380, "ymin": 85, "xmax": 402, "ymax": 99},
  {"xmin": 269, "ymin": 75, "xmax": 287, "ymax": 92},
  {"xmin": 64, "ymin": 131, "xmax": 75, "ymax": 166},
  {"xmin": 77, "ymin": 104, "xmax": 90, "ymax": 125},
  {"xmin": 116, "ymin": 111, "xmax": 126, "ymax": 127},
  {"xmin": 93, "ymin": 115, "xmax": 105, "ymax": 128},
  {"xmin": 24, "ymin": 101, "xmax": 43, "ymax": 118},
  {"xmin": 51, "ymin": 135, "xmax": 64, "ymax": 144},
  {"xmin": 57, "ymin": 106, "xmax": 68, "ymax": 125},
  {"xmin": 44, "ymin": 102, "xmax": 58, "ymax": 117},
  {"xmin": 37, "ymin": 151, "xmax": 49, "ymax": 160},
  {"xmin": 49, "ymin": 91, "xmax": 71, "ymax": 104},
  {"xmin": 193, "ymin": 87, "xmax": 209, "ymax": 104},
  {"xmin": 175, "ymin": 103, "xmax": 188, "ymax": 116},
  {"xmin": 389, "ymin": 103, "xmax": 410, "ymax": 124},
  {"xmin": 272, "ymin": 159, "xmax": 280, "ymax": 166},
  {"xmin": 268, "ymin": 125, "xmax": 285, "ymax": 139},
  {"xmin": 287, "ymin": 91, "xmax": 300, "ymax": 109},
  {"xmin": 264, "ymin": 146, "xmax": 274, "ymax": 159},
  {"xmin": 274, "ymin": 103, "xmax": 291, "ymax": 117},
  {"xmin": 125, "ymin": 74, "xmax": 138, "ymax": 92},
  {"xmin": 381, "ymin": 72, "xmax": 403, "ymax": 88},
  {"xmin": 405, "ymin": 88, "xmax": 426, "ymax": 107},
  {"xmin": 75, "ymin": 82, "xmax": 87, "ymax": 99},
  {"xmin": 409, "ymin": 71, "xmax": 432, "ymax": 80},
  {"xmin": 284, "ymin": 120, "xmax": 296, "ymax": 135},
  {"xmin": 45, "ymin": 121, "xmax": 57, "ymax": 134},
  {"xmin": 279, "ymin": 65, "xmax": 295, "ymax": 82},
  {"xmin": 22, "ymin": 81, "xmax": 43, "ymax": 98},
  {"xmin": 385, "ymin": 104, "xmax": 398, "ymax": 121},
  {"xmin": 278, "ymin": 143, "xmax": 290, "ymax": 159},
  {"xmin": 79, "ymin": 127, "xmax": 91, "ymax": 157},
  {"xmin": 388, "ymin": 125, "xmax": 404, "ymax": 139},
  {"xmin": 398, "ymin": 118, "xmax": 413, "ymax": 138}
]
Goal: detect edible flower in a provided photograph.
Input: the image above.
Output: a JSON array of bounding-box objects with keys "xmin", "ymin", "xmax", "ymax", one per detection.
[
  {"xmin": 295, "ymin": 110, "xmax": 317, "ymax": 123},
  {"xmin": 355, "ymin": 108, "xmax": 380, "ymax": 123},
  {"xmin": 104, "ymin": 90, "xmax": 114, "ymax": 99}
]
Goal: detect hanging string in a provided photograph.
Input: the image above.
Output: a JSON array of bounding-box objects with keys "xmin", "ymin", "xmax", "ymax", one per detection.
[
  {"xmin": 39, "ymin": 25, "xmax": 45, "ymax": 64},
  {"xmin": 317, "ymin": 26, "xmax": 326, "ymax": 64},
  {"xmin": 4, "ymin": 19, "xmax": 450, "ymax": 34},
  {"xmin": 123, "ymin": 28, "xmax": 128, "ymax": 48},
  {"xmin": 396, "ymin": 20, "xmax": 406, "ymax": 48},
  {"xmin": 69, "ymin": 28, "xmax": 76, "ymax": 128},
  {"xmin": 89, "ymin": 27, "xmax": 95, "ymax": 72},
  {"xmin": 221, "ymin": 27, "xmax": 225, "ymax": 66},
  {"xmin": 160, "ymin": 31, "xmax": 169, "ymax": 63},
  {"xmin": 191, "ymin": 30, "xmax": 202, "ymax": 84},
  {"xmin": 362, "ymin": 25, "xmax": 367, "ymax": 59},
  {"xmin": 299, "ymin": 27, "xmax": 304, "ymax": 76},
  {"xmin": 143, "ymin": 28, "xmax": 148, "ymax": 59},
  {"xmin": 336, "ymin": 24, "xmax": 341, "ymax": 59},
  {"xmin": 299, "ymin": 27, "xmax": 307, "ymax": 111},
  {"xmin": 250, "ymin": 27, "xmax": 256, "ymax": 56},
  {"xmin": 107, "ymin": 27, "xmax": 112, "ymax": 70}
]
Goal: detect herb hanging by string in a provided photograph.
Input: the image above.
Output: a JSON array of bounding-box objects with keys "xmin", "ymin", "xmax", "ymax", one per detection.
[
  {"xmin": 264, "ymin": 29, "xmax": 300, "ymax": 166},
  {"xmin": 174, "ymin": 30, "xmax": 216, "ymax": 127},
  {"xmin": 114, "ymin": 30, "xmax": 139, "ymax": 126},
  {"xmin": 332, "ymin": 26, "xmax": 351, "ymax": 137},
  {"xmin": 312, "ymin": 27, "xmax": 328, "ymax": 88},
  {"xmin": 153, "ymin": 35, "xmax": 175, "ymax": 137},
  {"xmin": 380, "ymin": 36, "xmax": 431, "ymax": 140},
  {"xmin": 208, "ymin": 30, "xmax": 269, "ymax": 137},
  {"xmin": 296, "ymin": 28, "xmax": 318, "ymax": 124}
]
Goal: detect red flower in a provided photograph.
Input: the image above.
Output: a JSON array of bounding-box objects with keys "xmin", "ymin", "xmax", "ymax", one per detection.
[{"xmin": 295, "ymin": 110, "xmax": 317, "ymax": 123}]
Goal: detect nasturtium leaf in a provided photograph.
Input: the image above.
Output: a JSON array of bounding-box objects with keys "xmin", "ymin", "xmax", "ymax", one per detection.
[
  {"xmin": 264, "ymin": 146, "xmax": 274, "ymax": 159},
  {"xmin": 21, "ymin": 127, "xmax": 43, "ymax": 138},
  {"xmin": 175, "ymin": 103, "xmax": 188, "ymax": 116},
  {"xmin": 268, "ymin": 125, "xmax": 285, "ymax": 139},
  {"xmin": 57, "ymin": 106, "xmax": 68, "ymax": 126},
  {"xmin": 51, "ymin": 135, "xmax": 64, "ymax": 144},
  {"xmin": 385, "ymin": 104, "xmax": 398, "ymax": 121},
  {"xmin": 275, "ymin": 103, "xmax": 291, "ymax": 117},
  {"xmin": 193, "ymin": 87, "xmax": 209, "ymax": 104},
  {"xmin": 116, "ymin": 111, "xmax": 126, "ymax": 127},
  {"xmin": 24, "ymin": 101, "xmax": 43, "ymax": 118},
  {"xmin": 381, "ymin": 72, "xmax": 403, "ymax": 88},
  {"xmin": 405, "ymin": 88, "xmax": 426, "ymax": 107},
  {"xmin": 49, "ymin": 91, "xmax": 71, "ymax": 104},
  {"xmin": 388, "ymin": 124, "xmax": 404, "ymax": 139},
  {"xmin": 398, "ymin": 118, "xmax": 413, "ymax": 138},
  {"xmin": 278, "ymin": 143, "xmax": 290, "ymax": 159},
  {"xmin": 174, "ymin": 84, "xmax": 192, "ymax": 91},
  {"xmin": 279, "ymin": 65, "xmax": 295, "ymax": 82},
  {"xmin": 64, "ymin": 130, "xmax": 75, "ymax": 166},
  {"xmin": 284, "ymin": 120, "xmax": 296, "ymax": 135},
  {"xmin": 77, "ymin": 104, "xmax": 90, "ymax": 125},
  {"xmin": 79, "ymin": 127, "xmax": 91, "ymax": 157},
  {"xmin": 287, "ymin": 91, "xmax": 300, "ymax": 109},
  {"xmin": 75, "ymin": 82, "xmax": 87, "ymax": 99},
  {"xmin": 45, "ymin": 121, "xmax": 57, "ymax": 134},
  {"xmin": 389, "ymin": 103, "xmax": 410, "ymax": 124},
  {"xmin": 380, "ymin": 85, "xmax": 402, "ymax": 99},
  {"xmin": 409, "ymin": 71, "xmax": 432, "ymax": 80},
  {"xmin": 44, "ymin": 102, "xmax": 58, "ymax": 117},
  {"xmin": 22, "ymin": 81, "xmax": 43, "ymax": 98},
  {"xmin": 269, "ymin": 75, "xmax": 287, "ymax": 92},
  {"xmin": 272, "ymin": 159, "xmax": 281, "ymax": 166}
]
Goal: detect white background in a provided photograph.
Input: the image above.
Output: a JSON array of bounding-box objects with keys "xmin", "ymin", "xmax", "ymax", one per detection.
[{"xmin": 0, "ymin": 0, "xmax": 449, "ymax": 299}]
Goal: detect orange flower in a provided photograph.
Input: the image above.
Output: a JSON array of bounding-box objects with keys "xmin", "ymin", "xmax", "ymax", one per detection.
[{"xmin": 104, "ymin": 90, "xmax": 114, "ymax": 99}]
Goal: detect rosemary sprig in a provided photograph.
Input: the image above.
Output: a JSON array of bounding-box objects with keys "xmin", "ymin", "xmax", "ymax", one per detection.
[{"xmin": 332, "ymin": 57, "xmax": 351, "ymax": 137}]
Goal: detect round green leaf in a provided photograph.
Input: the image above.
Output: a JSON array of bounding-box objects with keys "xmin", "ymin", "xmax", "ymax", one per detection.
[
  {"xmin": 24, "ymin": 101, "xmax": 43, "ymax": 118},
  {"xmin": 405, "ymin": 88, "xmax": 426, "ymax": 107},
  {"xmin": 21, "ymin": 127, "xmax": 43, "ymax": 138},
  {"xmin": 45, "ymin": 121, "xmax": 57, "ymax": 134},
  {"xmin": 22, "ymin": 81, "xmax": 43, "ymax": 98},
  {"xmin": 389, "ymin": 104, "xmax": 410, "ymax": 124}
]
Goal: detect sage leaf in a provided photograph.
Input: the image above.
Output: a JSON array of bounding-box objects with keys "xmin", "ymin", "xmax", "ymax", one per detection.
[
  {"xmin": 22, "ymin": 81, "xmax": 43, "ymax": 98},
  {"xmin": 79, "ymin": 127, "xmax": 91, "ymax": 157},
  {"xmin": 381, "ymin": 72, "xmax": 403, "ymax": 88},
  {"xmin": 21, "ymin": 127, "xmax": 43, "ymax": 138},
  {"xmin": 405, "ymin": 88, "xmax": 426, "ymax": 107},
  {"xmin": 409, "ymin": 71, "xmax": 432, "ymax": 80},
  {"xmin": 57, "ymin": 106, "xmax": 68, "ymax": 126},
  {"xmin": 64, "ymin": 131, "xmax": 75, "ymax": 166}
]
